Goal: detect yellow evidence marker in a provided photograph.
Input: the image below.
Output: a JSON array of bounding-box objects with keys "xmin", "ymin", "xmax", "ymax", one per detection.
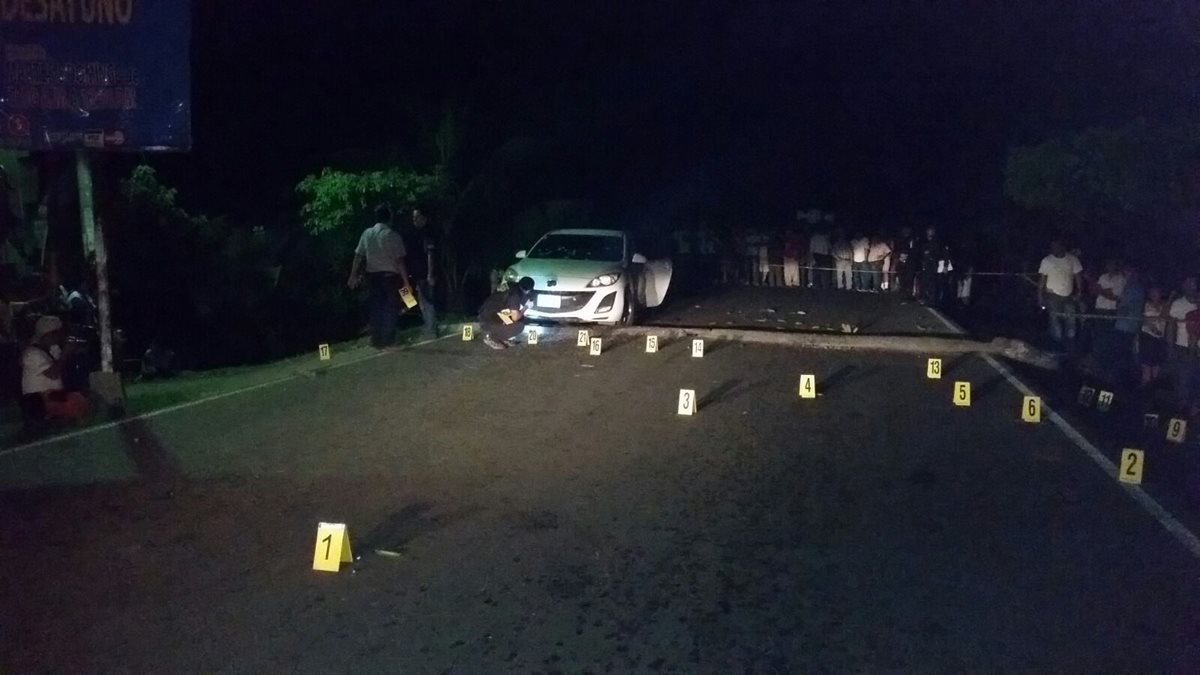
[
  {"xmin": 1118, "ymin": 449, "xmax": 1144, "ymax": 485},
  {"xmin": 398, "ymin": 286, "xmax": 418, "ymax": 309},
  {"xmin": 927, "ymin": 358, "xmax": 942, "ymax": 379},
  {"xmin": 318, "ymin": 343, "xmax": 331, "ymax": 361},
  {"xmin": 1167, "ymin": 418, "xmax": 1188, "ymax": 444},
  {"xmin": 953, "ymin": 381, "xmax": 971, "ymax": 407},
  {"xmin": 1096, "ymin": 390, "xmax": 1114, "ymax": 412},
  {"xmin": 577, "ymin": 329, "xmax": 589, "ymax": 347},
  {"xmin": 799, "ymin": 374, "xmax": 816, "ymax": 399},
  {"xmin": 691, "ymin": 339, "xmax": 705, "ymax": 358},
  {"xmin": 589, "ymin": 337, "xmax": 602, "ymax": 356},
  {"xmin": 462, "ymin": 324, "xmax": 474, "ymax": 341},
  {"xmin": 677, "ymin": 389, "xmax": 696, "ymax": 416},
  {"xmin": 527, "ymin": 329, "xmax": 539, "ymax": 345},
  {"xmin": 646, "ymin": 335, "xmax": 659, "ymax": 353},
  {"xmin": 1021, "ymin": 395, "xmax": 1041, "ymax": 423},
  {"xmin": 312, "ymin": 522, "xmax": 354, "ymax": 572}
]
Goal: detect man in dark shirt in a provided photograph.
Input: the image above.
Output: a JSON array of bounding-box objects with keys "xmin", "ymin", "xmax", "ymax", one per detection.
[
  {"xmin": 917, "ymin": 226, "xmax": 949, "ymax": 305},
  {"xmin": 892, "ymin": 226, "xmax": 918, "ymax": 297},
  {"xmin": 478, "ymin": 277, "xmax": 534, "ymax": 349},
  {"xmin": 407, "ymin": 207, "xmax": 439, "ymax": 338}
]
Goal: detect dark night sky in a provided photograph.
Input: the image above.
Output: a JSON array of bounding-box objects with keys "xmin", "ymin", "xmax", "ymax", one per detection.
[{"xmin": 178, "ymin": 0, "xmax": 1200, "ymax": 229}]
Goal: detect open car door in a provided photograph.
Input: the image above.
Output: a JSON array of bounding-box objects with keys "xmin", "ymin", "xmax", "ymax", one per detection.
[{"xmin": 641, "ymin": 259, "xmax": 673, "ymax": 308}]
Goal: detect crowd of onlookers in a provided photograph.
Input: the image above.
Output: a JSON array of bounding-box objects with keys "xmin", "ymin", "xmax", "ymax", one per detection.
[
  {"xmin": 673, "ymin": 215, "xmax": 976, "ymax": 306},
  {"xmin": 1036, "ymin": 239, "xmax": 1200, "ymax": 403}
]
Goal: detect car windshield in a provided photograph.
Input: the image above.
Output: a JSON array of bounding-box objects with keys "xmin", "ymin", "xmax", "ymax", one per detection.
[{"xmin": 527, "ymin": 234, "xmax": 623, "ymax": 262}]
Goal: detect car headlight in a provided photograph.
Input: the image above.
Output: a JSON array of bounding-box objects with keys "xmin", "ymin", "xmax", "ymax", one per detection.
[
  {"xmin": 504, "ymin": 267, "xmax": 519, "ymax": 282},
  {"xmin": 587, "ymin": 273, "xmax": 621, "ymax": 288}
]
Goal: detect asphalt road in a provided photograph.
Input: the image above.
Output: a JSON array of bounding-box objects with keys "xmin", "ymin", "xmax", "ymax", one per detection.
[{"xmin": 3, "ymin": 320, "xmax": 1200, "ymax": 672}]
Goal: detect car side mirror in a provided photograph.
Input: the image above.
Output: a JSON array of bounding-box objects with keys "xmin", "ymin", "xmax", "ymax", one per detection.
[
  {"xmin": 631, "ymin": 253, "xmax": 648, "ymax": 264},
  {"xmin": 515, "ymin": 250, "xmax": 527, "ymax": 260}
]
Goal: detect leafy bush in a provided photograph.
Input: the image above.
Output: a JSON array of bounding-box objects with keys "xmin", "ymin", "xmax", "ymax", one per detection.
[{"xmin": 109, "ymin": 165, "xmax": 367, "ymax": 369}]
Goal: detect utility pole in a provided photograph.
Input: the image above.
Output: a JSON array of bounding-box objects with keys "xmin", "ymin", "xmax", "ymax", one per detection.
[{"xmin": 75, "ymin": 151, "xmax": 119, "ymax": 401}]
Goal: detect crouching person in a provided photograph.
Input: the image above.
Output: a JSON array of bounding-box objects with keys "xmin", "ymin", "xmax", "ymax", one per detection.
[
  {"xmin": 478, "ymin": 276, "xmax": 535, "ymax": 350},
  {"xmin": 21, "ymin": 316, "xmax": 90, "ymax": 424}
]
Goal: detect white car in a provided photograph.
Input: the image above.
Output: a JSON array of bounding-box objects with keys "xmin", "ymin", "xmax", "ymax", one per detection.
[{"xmin": 504, "ymin": 228, "xmax": 672, "ymax": 325}]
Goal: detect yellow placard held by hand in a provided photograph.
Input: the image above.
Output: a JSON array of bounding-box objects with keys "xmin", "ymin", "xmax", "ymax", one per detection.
[
  {"xmin": 799, "ymin": 374, "xmax": 816, "ymax": 399},
  {"xmin": 927, "ymin": 358, "xmax": 942, "ymax": 379},
  {"xmin": 462, "ymin": 324, "xmax": 474, "ymax": 341},
  {"xmin": 1118, "ymin": 449, "xmax": 1144, "ymax": 485},
  {"xmin": 1021, "ymin": 395, "xmax": 1041, "ymax": 423},
  {"xmin": 953, "ymin": 381, "xmax": 971, "ymax": 407},
  {"xmin": 398, "ymin": 286, "xmax": 418, "ymax": 309},
  {"xmin": 318, "ymin": 343, "xmax": 331, "ymax": 361},
  {"xmin": 312, "ymin": 522, "xmax": 354, "ymax": 572},
  {"xmin": 497, "ymin": 309, "xmax": 515, "ymax": 326}
]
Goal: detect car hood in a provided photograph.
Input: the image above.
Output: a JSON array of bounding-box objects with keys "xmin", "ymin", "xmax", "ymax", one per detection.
[{"xmin": 512, "ymin": 258, "xmax": 623, "ymax": 284}]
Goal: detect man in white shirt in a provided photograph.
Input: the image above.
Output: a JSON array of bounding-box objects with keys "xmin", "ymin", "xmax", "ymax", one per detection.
[
  {"xmin": 1168, "ymin": 277, "xmax": 1199, "ymax": 351},
  {"xmin": 808, "ymin": 228, "xmax": 832, "ymax": 289},
  {"xmin": 850, "ymin": 233, "xmax": 870, "ymax": 291},
  {"xmin": 348, "ymin": 205, "xmax": 413, "ymax": 348},
  {"xmin": 866, "ymin": 235, "xmax": 891, "ymax": 293},
  {"xmin": 1037, "ymin": 239, "xmax": 1084, "ymax": 349},
  {"xmin": 1167, "ymin": 277, "xmax": 1200, "ymax": 400}
]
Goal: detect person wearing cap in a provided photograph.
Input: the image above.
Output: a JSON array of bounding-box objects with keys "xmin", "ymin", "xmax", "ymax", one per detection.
[
  {"xmin": 20, "ymin": 315, "xmax": 89, "ymax": 423},
  {"xmin": 477, "ymin": 277, "xmax": 535, "ymax": 350}
]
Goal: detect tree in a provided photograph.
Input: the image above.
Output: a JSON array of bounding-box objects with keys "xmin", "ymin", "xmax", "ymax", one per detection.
[
  {"xmin": 296, "ymin": 167, "xmax": 450, "ymax": 236},
  {"xmin": 1005, "ymin": 120, "xmax": 1200, "ymax": 265},
  {"xmin": 1005, "ymin": 120, "xmax": 1200, "ymax": 226}
]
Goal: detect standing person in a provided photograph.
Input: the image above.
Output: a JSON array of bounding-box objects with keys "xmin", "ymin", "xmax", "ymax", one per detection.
[
  {"xmin": 916, "ymin": 226, "xmax": 948, "ymax": 305},
  {"xmin": 348, "ymin": 205, "xmax": 412, "ymax": 348},
  {"xmin": 850, "ymin": 232, "xmax": 870, "ymax": 291},
  {"xmin": 1111, "ymin": 264, "xmax": 1145, "ymax": 382},
  {"xmin": 756, "ymin": 232, "xmax": 773, "ymax": 286},
  {"xmin": 782, "ymin": 229, "xmax": 803, "ymax": 288},
  {"xmin": 866, "ymin": 234, "xmax": 891, "ymax": 293},
  {"xmin": 697, "ymin": 221, "xmax": 719, "ymax": 285},
  {"xmin": 408, "ymin": 207, "xmax": 440, "ymax": 339},
  {"xmin": 21, "ymin": 315, "xmax": 89, "ymax": 423},
  {"xmin": 1037, "ymin": 239, "xmax": 1084, "ymax": 350},
  {"xmin": 478, "ymin": 276, "xmax": 535, "ymax": 349},
  {"xmin": 1167, "ymin": 277, "xmax": 1200, "ymax": 399},
  {"xmin": 832, "ymin": 230, "xmax": 853, "ymax": 290},
  {"xmin": 893, "ymin": 226, "xmax": 917, "ymax": 296},
  {"xmin": 1141, "ymin": 285, "xmax": 1169, "ymax": 386},
  {"xmin": 808, "ymin": 226, "xmax": 832, "ymax": 289},
  {"xmin": 1091, "ymin": 258, "xmax": 1126, "ymax": 365},
  {"xmin": 1094, "ymin": 258, "xmax": 1126, "ymax": 315}
]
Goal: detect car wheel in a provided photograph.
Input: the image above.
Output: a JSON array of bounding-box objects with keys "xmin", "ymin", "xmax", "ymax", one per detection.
[{"xmin": 620, "ymin": 286, "xmax": 638, "ymax": 326}]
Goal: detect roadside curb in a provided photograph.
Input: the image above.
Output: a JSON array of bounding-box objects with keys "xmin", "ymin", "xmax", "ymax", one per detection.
[{"xmin": 538, "ymin": 324, "xmax": 1061, "ymax": 370}]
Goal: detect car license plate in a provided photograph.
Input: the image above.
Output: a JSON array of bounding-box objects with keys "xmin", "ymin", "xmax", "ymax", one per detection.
[{"xmin": 537, "ymin": 294, "xmax": 561, "ymax": 309}]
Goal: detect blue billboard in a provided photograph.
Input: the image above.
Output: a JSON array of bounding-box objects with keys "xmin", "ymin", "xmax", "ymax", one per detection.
[{"xmin": 0, "ymin": 0, "xmax": 191, "ymax": 151}]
